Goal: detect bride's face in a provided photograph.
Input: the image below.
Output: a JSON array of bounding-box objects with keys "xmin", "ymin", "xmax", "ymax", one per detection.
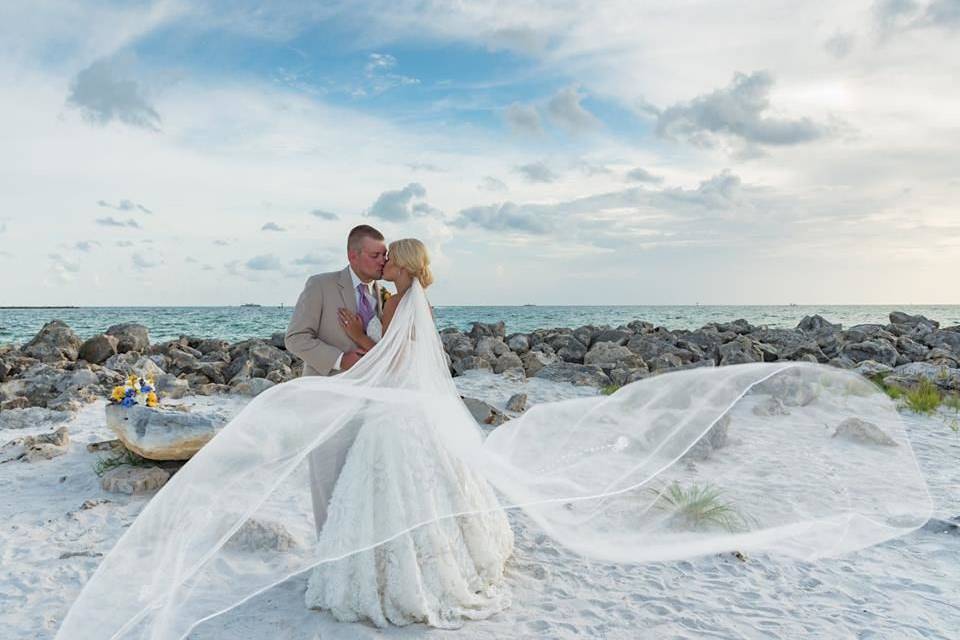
[{"xmin": 382, "ymin": 255, "xmax": 398, "ymax": 282}]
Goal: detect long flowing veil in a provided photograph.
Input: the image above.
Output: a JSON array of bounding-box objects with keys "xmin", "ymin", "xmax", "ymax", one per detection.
[{"xmin": 56, "ymin": 280, "xmax": 931, "ymax": 639}]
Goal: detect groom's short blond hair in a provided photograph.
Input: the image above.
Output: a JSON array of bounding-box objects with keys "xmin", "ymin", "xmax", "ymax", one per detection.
[{"xmin": 347, "ymin": 225, "xmax": 384, "ymax": 252}]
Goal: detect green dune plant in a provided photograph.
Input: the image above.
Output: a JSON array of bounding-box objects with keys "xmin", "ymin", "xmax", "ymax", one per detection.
[
  {"xmin": 93, "ymin": 447, "xmax": 152, "ymax": 477},
  {"xmin": 650, "ymin": 481, "xmax": 752, "ymax": 533},
  {"xmin": 903, "ymin": 379, "xmax": 942, "ymax": 414}
]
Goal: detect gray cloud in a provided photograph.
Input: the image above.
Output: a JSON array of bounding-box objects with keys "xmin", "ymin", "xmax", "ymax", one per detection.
[
  {"xmin": 824, "ymin": 32, "xmax": 856, "ymax": 58},
  {"xmin": 214, "ymin": 239, "xmax": 231, "ymax": 246},
  {"xmin": 924, "ymin": 0, "xmax": 960, "ymax": 28},
  {"xmin": 74, "ymin": 241, "xmax": 99, "ymax": 252},
  {"xmin": 132, "ymin": 254, "xmax": 158, "ymax": 270},
  {"xmin": 98, "ymin": 199, "xmax": 152, "ymax": 214},
  {"xmin": 452, "ymin": 202, "xmax": 553, "ymax": 234},
  {"xmin": 504, "ymin": 103, "xmax": 543, "ymax": 134},
  {"xmin": 261, "ymin": 222, "xmax": 285, "ymax": 231},
  {"xmin": 655, "ymin": 170, "xmax": 742, "ymax": 209},
  {"xmin": 874, "ymin": 0, "xmax": 921, "ymax": 31},
  {"xmin": 406, "ymin": 162, "xmax": 443, "ymax": 172},
  {"xmin": 96, "ymin": 216, "xmax": 141, "ymax": 228},
  {"xmin": 368, "ymin": 182, "xmax": 437, "ymax": 221},
  {"xmin": 116, "ymin": 240, "xmax": 134, "ymax": 247},
  {"xmin": 515, "ymin": 161, "xmax": 558, "ymax": 183},
  {"xmin": 625, "ymin": 167, "xmax": 664, "ymax": 184},
  {"xmin": 309, "ymin": 209, "xmax": 339, "ymax": 220},
  {"xmin": 479, "ymin": 176, "xmax": 508, "ymax": 192},
  {"xmin": 655, "ymin": 71, "xmax": 825, "ymax": 147},
  {"xmin": 67, "ymin": 58, "xmax": 161, "ymax": 131},
  {"xmin": 246, "ymin": 254, "xmax": 282, "ymax": 271},
  {"xmin": 292, "ymin": 250, "xmax": 338, "ymax": 266},
  {"xmin": 547, "ymin": 85, "xmax": 599, "ymax": 132}
]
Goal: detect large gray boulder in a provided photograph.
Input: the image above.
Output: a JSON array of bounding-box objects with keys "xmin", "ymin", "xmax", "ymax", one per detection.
[
  {"xmin": 106, "ymin": 403, "xmax": 227, "ymax": 460},
  {"xmin": 22, "ymin": 320, "xmax": 81, "ymax": 363},
  {"xmin": 506, "ymin": 333, "xmax": 531, "ymax": 354},
  {"xmin": 106, "ymin": 323, "xmax": 150, "ymax": 353},
  {"xmin": 452, "ymin": 356, "xmax": 492, "ymax": 376},
  {"xmin": 718, "ymin": 336, "xmax": 763, "ymax": 365},
  {"xmin": 493, "ymin": 352, "xmax": 524, "ymax": 374},
  {"xmin": 442, "ymin": 333, "xmax": 475, "ymax": 360},
  {"xmin": 584, "ymin": 343, "xmax": 645, "ymax": 369},
  {"xmin": 100, "ymin": 465, "xmax": 170, "ymax": 494},
  {"xmin": 534, "ymin": 363, "xmax": 610, "ymax": 387},
  {"xmin": 842, "ymin": 340, "xmax": 899, "ymax": 367},
  {"xmin": 78, "ymin": 334, "xmax": 119, "ymax": 364},
  {"xmin": 796, "ymin": 314, "xmax": 841, "ymax": 335},
  {"xmin": 520, "ymin": 350, "xmax": 559, "ymax": 377}
]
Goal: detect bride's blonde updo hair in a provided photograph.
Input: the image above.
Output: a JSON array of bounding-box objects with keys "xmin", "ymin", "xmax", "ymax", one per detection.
[{"xmin": 388, "ymin": 238, "xmax": 434, "ymax": 288}]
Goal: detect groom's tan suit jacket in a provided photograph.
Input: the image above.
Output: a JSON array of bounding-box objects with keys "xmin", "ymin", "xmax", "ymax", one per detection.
[
  {"xmin": 284, "ymin": 266, "xmax": 383, "ymax": 536},
  {"xmin": 284, "ymin": 266, "xmax": 383, "ymax": 376}
]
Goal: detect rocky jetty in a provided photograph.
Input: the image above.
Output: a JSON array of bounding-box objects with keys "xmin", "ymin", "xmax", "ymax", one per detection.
[{"xmin": 1, "ymin": 312, "xmax": 959, "ymax": 420}]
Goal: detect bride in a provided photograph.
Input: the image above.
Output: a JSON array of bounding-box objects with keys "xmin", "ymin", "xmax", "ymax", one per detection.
[
  {"xmin": 305, "ymin": 239, "xmax": 514, "ymax": 627},
  {"xmin": 55, "ymin": 238, "xmax": 931, "ymax": 640}
]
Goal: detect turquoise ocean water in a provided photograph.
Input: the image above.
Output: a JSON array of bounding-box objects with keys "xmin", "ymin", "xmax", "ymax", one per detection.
[{"xmin": 1, "ymin": 305, "xmax": 959, "ymax": 346}]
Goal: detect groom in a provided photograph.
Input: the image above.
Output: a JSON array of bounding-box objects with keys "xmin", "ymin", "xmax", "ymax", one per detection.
[{"xmin": 285, "ymin": 224, "xmax": 387, "ymax": 533}]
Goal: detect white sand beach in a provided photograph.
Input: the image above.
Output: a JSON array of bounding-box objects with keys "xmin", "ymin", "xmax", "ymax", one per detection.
[{"xmin": 2, "ymin": 372, "xmax": 957, "ymax": 640}]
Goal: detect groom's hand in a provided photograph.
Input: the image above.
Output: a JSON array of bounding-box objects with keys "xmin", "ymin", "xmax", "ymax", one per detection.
[{"xmin": 340, "ymin": 349, "xmax": 366, "ymax": 371}]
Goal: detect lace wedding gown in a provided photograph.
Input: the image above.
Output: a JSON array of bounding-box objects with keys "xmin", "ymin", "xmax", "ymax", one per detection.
[
  {"xmin": 304, "ymin": 411, "xmax": 514, "ymax": 627},
  {"xmin": 55, "ymin": 279, "xmax": 931, "ymax": 640}
]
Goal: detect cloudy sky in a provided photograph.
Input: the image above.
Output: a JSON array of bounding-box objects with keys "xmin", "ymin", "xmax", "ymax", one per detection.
[{"xmin": 1, "ymin": 0, "xmax": 958, "ymax": 306}]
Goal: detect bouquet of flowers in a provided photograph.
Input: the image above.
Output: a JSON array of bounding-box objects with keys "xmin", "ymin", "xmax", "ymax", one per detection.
[
  {"xmin": 380, "ymin": 284, "xmax": 393, "ymax": 307},
  {"xmin": 110, "ymin": 374, "xmax": 160, "ymax": 408}
]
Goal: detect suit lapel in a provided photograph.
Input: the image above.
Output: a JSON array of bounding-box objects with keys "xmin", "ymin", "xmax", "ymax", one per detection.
[{"xmin": 337, "ymin": 267, "xmax": 357, "ymax": 315}]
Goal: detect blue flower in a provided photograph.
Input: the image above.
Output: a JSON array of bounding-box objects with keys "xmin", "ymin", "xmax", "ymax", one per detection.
[
  {"xmin": 121, "ymin": 396, "xmax": 136, "ymax": 408},
  {"xmin": 125, "ymin": 388, "xmax": 136, "ymax": 398},
  {"xmin": 141, "ymin": 384, "xmax": 153, "ymax": 393}
]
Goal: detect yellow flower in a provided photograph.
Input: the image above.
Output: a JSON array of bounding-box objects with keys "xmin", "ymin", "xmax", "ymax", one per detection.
[
  {"xmin": 127, "ymin": 374, "xmax": 139, "ymax": 388},
  {"xmin": 380, "ymin": 286, "xmax": 392, "ymax": 306},
  {"xmin": 146, "ymin": 392, "xmax": 159, "ymax": 408},
  {"xmin": 111, "ymin": 386, "xmax": 126, "ymax": 402}
]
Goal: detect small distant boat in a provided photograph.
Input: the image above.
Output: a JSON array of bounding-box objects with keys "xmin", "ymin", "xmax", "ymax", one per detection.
[{"xmin": 240, "ymin": 303, "xmax": 262, "ymax": 308}]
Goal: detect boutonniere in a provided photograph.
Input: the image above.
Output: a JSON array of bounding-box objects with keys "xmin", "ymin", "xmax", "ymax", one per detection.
[{"xmin": 380, "ymin": 285, "xmax": 393, "ymax": 307}]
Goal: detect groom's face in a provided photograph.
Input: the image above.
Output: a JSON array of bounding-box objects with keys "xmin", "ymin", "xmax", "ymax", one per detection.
[{"xmin": 349, "ymin": 237, "xmax": 387, "ymax": 281}]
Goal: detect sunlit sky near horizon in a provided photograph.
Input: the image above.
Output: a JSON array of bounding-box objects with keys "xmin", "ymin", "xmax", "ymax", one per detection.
[{"xmin": 1, "ymin": 1, "xmax": 958, "ymax": 306}]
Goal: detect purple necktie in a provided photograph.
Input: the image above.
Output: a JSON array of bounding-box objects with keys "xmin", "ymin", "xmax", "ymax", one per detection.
[{"xmin": 356, "ymin": 283, "xmax": 374, "ymax": 332}]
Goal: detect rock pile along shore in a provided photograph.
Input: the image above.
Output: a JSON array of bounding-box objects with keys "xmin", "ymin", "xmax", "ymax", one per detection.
[{"xmin": 2, "ymin": 311, "xmax": 959, "ymax": 417}]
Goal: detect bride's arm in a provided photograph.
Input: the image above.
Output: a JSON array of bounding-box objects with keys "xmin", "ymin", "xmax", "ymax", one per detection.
[{"xmin": 381, "ymin": 295, "xmax": 400, "ymax": 335}]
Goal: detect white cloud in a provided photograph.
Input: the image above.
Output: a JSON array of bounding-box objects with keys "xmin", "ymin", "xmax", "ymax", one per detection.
[
  {"xmin": 309, "ymin": 209, "xmax": 339, "ymax": 220},
  {"xmin": 261, "ymin": 221, "xmax": 285, "ymax": 231}
]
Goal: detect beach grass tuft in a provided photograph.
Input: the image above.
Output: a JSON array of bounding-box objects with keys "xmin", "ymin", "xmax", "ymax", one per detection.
[
  {"xmin": 601, "ymin": 384, "xmax": 621, "ymax": 396},
  {"xmin": 93, "ymin": 447, "xmax": 152, "ymax": 477},
  {"xmin": 903, "ymin": 379, "xmax": 942, "ymax": 414},
  {"xmin": 651, "ymin": 481, "xmax": 752, "ymax": 533}
]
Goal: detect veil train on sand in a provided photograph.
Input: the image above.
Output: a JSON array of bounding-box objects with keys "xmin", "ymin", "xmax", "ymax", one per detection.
[{"xmin": 55, "ymin": 280, "xmax": 931, "ymax": 640}]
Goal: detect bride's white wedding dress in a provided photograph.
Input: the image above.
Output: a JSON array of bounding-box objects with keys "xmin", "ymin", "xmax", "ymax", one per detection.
[
  {"xmin": 55, "ymin": 279, "xmax": 931, "ymax": 640},
  {"xmin": 304, "ymin": 412, "xmax": 514, "ymax": 627},
  {"xmin": 304, "ymin": 291, "xmax": 513, "ymax": 627}
]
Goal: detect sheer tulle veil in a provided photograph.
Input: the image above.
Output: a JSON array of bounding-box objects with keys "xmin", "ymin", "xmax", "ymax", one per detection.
[{"xmin": 56, "ymin": 280, "xmax": 931, "ymax": 639}]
